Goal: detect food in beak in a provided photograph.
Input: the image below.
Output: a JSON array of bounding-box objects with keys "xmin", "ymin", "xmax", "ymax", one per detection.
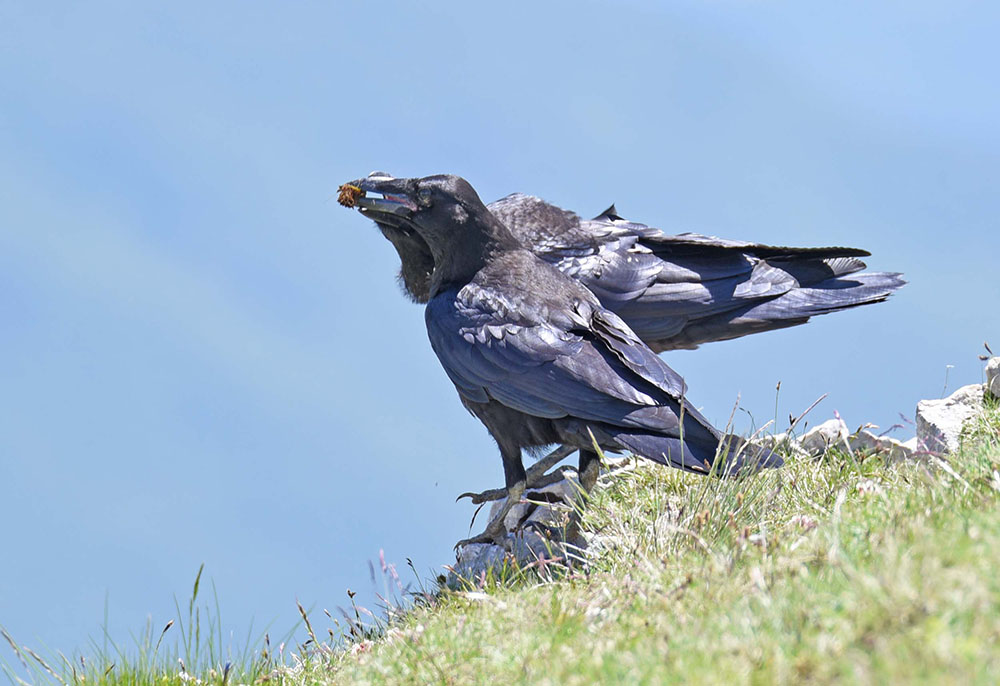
[{"xmin": 337, "ymin": 184, "xmax": 365, "ymax": 208}]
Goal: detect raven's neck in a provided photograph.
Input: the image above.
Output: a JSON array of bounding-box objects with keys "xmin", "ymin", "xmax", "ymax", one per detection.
[
  {"xmin": 428, "ymin": 210, "xmax": 521, "ymax": 297},
  {"xmin": 377, "ymin": 223, "xmax": 434, "ymax": 303}
]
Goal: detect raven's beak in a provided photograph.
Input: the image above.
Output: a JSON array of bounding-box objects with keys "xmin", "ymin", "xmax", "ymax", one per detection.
[{"xmin": 339, "ymin": 172, "xmax": 418, "ymax": 217}]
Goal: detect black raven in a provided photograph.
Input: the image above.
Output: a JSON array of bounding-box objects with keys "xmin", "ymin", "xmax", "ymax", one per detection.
[
  {"xmin": 354, "ymin": 173, "xmax": 904, "ymax": 352},
  {"xmin": 340, "ymin": 174, "xmax": 780, "ymax": 546}
]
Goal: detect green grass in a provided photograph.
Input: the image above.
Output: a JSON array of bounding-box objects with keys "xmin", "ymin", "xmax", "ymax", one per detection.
[
  {"xmin": 308, "ymin": 398, "xmax": 1000, "ymax": 685},
  {"xmin": 5, "ymin": 399, "xmax": 1000, "ymax": 685}
]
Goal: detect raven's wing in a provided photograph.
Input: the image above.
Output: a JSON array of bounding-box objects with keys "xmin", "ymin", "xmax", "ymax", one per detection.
[
  {"xmin": 424, "ymin": 283, "xmax": 717, "ymax": 443},
  {"xmin": 490, "ymin": 194, "xmax": 901, "ymax": 351},
  {"xmin": 608, "ymin": 228, "xmax": 904, "ymax": 349}
]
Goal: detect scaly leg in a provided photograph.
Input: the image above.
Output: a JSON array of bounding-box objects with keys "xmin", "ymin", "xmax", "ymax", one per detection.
[
  {"xmin": 454, "ymin": 480, "xmax": 526, "ymax": 549},
  {"xmin": 455, "ymin": 442, "xmax": 528, "ymax": 549},
  {"xmin": 578, "ymin": 448, "xmax": 601, "ymax": 492},
  {"xmin": 456, "ymin": 444, "xmax": 576, "ymax": 504},
  {"xmin": 565, "ymin": 448, "xmax": 602, "ymax": 546}
]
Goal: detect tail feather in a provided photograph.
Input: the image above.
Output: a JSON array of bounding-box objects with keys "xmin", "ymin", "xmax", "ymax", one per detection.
[
  {"xmin": 645, "ymin": 232, "xmax": 873, "ymax": 261},
  {"xmin": 768, "ymin": 256, "xmax": 868, "ymax": 283},
  {"xmin": 644, "ymin": 271, "xmax": 906, "ymax": 351},
  {"xmin": 821, "ymin": 256, "xmax": 868, "ymax": 278},
  {"xmin": 742, "ymin": 271, "xmax": 906, "ymax": 321}
]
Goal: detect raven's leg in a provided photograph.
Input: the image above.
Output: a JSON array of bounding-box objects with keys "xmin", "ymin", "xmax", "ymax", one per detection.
[
  {"xmin": 578, "ymin": 449, "xmax": 601, "ymax": 493},
  {"xmin": 454, "ymin": 445, "xmax": 527, "ymax": 549},
  {"xmin": 456, "ymin": 445, "xmax": 576, "ymax": 504},
  {"xmin": 565, "ymin": 449, "xmax": 601, "ymax": 547}
]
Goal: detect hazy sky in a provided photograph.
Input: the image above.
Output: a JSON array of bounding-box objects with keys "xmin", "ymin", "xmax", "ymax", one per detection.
[{"xmin": 2, "ymin": 0, "xmax": 998, "ymax": 663}]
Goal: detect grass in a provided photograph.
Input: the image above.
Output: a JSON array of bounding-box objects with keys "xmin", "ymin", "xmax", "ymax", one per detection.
[
  {"xmin": 1, "ymin": 563, "xmax": 296, "ymax": 686},
  {"xmin": 4, "ymin": 398, "xmax": 999, "ymax": 685},
  {"xmin": 309, "ymin": 396, "xmax": 1000, "ymax": 684}
]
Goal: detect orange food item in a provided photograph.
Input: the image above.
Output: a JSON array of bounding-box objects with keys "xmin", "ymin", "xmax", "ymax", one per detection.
[{"xmin": 337, "ymin": 184, "xmax": 364, "ymax": 208}]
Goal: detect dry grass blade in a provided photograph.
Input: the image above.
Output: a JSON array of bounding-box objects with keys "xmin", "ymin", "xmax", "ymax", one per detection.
[
  {"xmin": 24, "ymin": 647, "xmax": 66, "ymax": 685},
  {"xmin": 0, "ymin": 627, "xmax": 29, "ymax": 672},
  {"xmin": 297, "ymin": 600, "xmax": 318, "ymax": 647},
  {"xmin": 790, "ymin": 393, "xmax": 828, "ymax": 431}
]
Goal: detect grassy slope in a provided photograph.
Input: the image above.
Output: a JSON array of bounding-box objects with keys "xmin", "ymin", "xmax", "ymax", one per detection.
[
  {"xmin": 312, "ymin": 399, "xmax": 1000, "ymax": 685},
  {"xmin": 3, "ymin": 401, "xmax": 998, "ymax": 685}
]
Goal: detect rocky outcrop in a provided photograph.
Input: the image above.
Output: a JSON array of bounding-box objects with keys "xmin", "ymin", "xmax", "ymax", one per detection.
[
  {"xmin": 987, "ymin": 357, "xmax": 1000, "ymax": 399},
  {"xmin": 758, "ymin": 422, "xmax": 916, "ymax": 461},
  {"xmin": 799, "ymin": 419, "xmax": 849, "ymax": 456},
  {"xmin": 916, "ymin": 383, "xmax": 985, "ymax": 454},
  {"xmin": 848, "ymin": 429, "xmax": 914, "ymax": 462},
  {"xmin": 755, "ymin": 432, "xmax": 809, "ymax": 459}
]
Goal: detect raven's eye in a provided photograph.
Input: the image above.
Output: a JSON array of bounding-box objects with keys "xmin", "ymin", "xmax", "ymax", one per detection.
[{"xmin": 417, "ymin": 188, "xmax": 433, "ymax": 207}]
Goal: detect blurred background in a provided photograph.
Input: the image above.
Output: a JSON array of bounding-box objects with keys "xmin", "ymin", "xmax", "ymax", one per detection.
[{"xmin": 1, "ymin": 0, "xmax": 997, "ymax": 660}]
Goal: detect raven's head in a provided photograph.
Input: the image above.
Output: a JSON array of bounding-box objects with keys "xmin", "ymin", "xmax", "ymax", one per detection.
[
  {"xmin": 337, "ymin": 172, "xmax": 436, "ymax": 303},
  {"xmin": 340, "ymin": 173, "xmax": 518, "ymax": 296}
]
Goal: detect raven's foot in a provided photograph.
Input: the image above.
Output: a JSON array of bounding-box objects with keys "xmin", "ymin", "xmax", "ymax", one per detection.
[
  {"xmin": 457, "ymin": 467, "xmax": 576, "ymax": 505},
  {"xmin": 456, "ymin": 445, "xmax": 576, "ymax": 505},
  {"xmin": 455, "ymin": 481, "xmax": 525, "ymax": 550}
]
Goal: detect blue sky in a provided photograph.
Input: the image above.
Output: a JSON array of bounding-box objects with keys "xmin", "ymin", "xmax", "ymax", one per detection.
[{"xmin": 1, "ymin": 0, "xmax": 998, "ymax": 661}]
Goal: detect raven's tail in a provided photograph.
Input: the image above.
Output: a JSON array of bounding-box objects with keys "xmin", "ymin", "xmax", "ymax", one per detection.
[
  {"xmin": 647, "ymin": 271, "xmax": 906, "ymax": 351},
  {"xmin": 739, "ymin": 271, "xmax": 906, "ymax": 322},
  {"xmin": 610, "ymin": 431, "xmax": 783, "ymax": 477}
]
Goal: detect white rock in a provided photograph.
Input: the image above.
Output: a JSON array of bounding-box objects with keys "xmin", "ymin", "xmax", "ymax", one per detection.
[
  {"xmin": 448, "ymin": 543, "xmax": 508, "ymax": 588},
  {"xmin": 848, "ymin": 429, "xmax": 882, "ymax": 453},
  {"xmin": 799, "ymin": 418, "xmax": 849, "ymax": 456},
  {"xmin": 987, "ymin": 357, "xmax": 1000, "ymax": 398},
  {"xmin": 882, "ymin": 436, "xmax": 915, "ymax": 461},
  {"xmin": 848, "ymin": 429, "xmax": 915, "ymax": 461},
  {"xmin": 447, "ymin": 528, "xmax": 567, "ymax": 589},
  {"xmin": 488, "ymin": 472, "xmax": 581, "ymax": 531},
  {"xmin": 916, "ymin": 383, "xmax": 984, "ymax": 453},
  {"xmin": 755, "ymin": 432, "xmax": 808, "ymax": 459}
]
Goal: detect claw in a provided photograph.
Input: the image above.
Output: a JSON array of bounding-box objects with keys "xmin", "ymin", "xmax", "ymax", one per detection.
[
  {"xmin": 455, "ymin": 481, "xmax": 526, "ymax": 551},
  {"xmin": 456, "ymin": 445, "xmax": 576, "ymax": 504},
  {"xmin": 456, "ymin": 487, "xmax": 507, "ymax": 504},
  {"xmin": 457, "ymin": 465, "xmax": 578, "ymax": 504}
]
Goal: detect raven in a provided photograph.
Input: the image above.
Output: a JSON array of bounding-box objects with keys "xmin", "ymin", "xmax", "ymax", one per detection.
[
  {"xmin": 342, "ymin": 172, "xmax": 902, "ymax": 504},
  {"xmin": 340, "ymin": 174, "xmax": 781, "ymax": 546},
  {"xmin": 353, "ymin": 173, "xmax": 904, "ymax": 352}
]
